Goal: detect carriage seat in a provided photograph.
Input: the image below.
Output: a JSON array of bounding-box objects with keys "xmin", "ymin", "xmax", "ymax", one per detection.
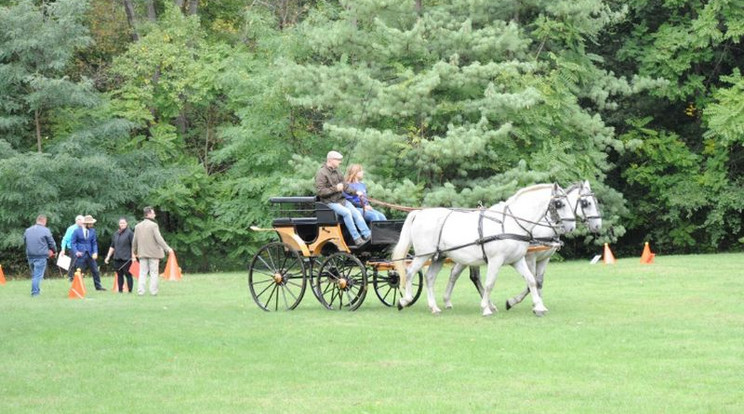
[{"xmin": 271, "ymin": 217, "xmax": 318, "ymax": 227}]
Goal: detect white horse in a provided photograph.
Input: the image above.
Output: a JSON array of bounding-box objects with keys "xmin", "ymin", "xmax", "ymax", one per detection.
[
  {"xmin": 392, "ymin": 183, "xmax": 576, "ymax": 316},
  {"xmin": 441, "ymin": 180, "xmax": 602, "ymax": 311}
]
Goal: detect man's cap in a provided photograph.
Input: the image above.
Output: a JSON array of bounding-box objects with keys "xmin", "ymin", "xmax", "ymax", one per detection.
[
  {"xmin": 82, "ymin": 215, "xmax": 97, "ymax": 224},
  {"xmin": 327, "ymin": 150, "xmax": 343, "ymax": 160}
]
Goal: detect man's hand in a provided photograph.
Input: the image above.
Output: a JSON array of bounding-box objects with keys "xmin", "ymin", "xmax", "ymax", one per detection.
[
  {"xmin": 92, "ymin": 253, "xmax": 98, "ymax": 260},
  {"xmin": 104, "ymin": 257, "xmax": 110, "ymax": 264},
  {"xmin": 76, "ymin": 252, "xmax": 82, "ymax": 257},
  {"xmin": 336, "ymin": 183, "xmax": 343, "ymax": 191}
]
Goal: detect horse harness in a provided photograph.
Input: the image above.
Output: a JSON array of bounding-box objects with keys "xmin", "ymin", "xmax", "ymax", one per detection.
[{"xmin": 429, "ymin": 190, "xmax": 570, "ymax": 263}]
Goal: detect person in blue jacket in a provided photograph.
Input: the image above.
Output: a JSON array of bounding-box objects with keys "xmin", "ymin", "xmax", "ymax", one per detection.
[
  {"xmin": 344, "ymin": 164, "xmax": 387, "ymax": 222},
  {"xmin": 71, "ymin": 215, "xmax": 106, "ymax": 291},
  {"xmin": 23, "ymin": 215, "xmax": 57, "ymax": 296},
  {"xmin": 60, "ymin": 215, "xmax": 83, "ymax": 281}
]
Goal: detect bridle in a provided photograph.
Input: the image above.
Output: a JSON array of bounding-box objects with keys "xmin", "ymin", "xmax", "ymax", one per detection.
[
  {"xmin": 573, "ymin": 185, "xmax": 602, "ymax": 223},
  {"xmin": 541, "ymin": 185, "xmax": 575, "ymax": 234}
]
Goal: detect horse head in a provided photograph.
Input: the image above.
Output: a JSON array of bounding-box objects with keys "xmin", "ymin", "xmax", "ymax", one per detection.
[
  {"xmin": 547, "ymin": 183, "xmax": 577, "ymax": 234},
  {"xmin": 568, "ymin": 180, "xmax": 602, "ymax": 233},
  {"xmin": 495, "ymin": 183, "xmax": 576, "ymax": 234}
]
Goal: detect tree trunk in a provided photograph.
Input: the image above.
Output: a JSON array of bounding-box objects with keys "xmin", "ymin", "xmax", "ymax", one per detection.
[
  {"xmin": 415, "ymin": 0, "xmax": 422, "ymax": 15},
  {"xmin": 174, "ymin": 0, "xmax": 184, "ymax": 9},
  {"xmin": 35, "ymin": 109, "xmax": 42, "ymax": 153},
  {"xmin": 146, "ymin": 0, "xmax": 157, "ymax": 21},
  {"xmin": 122, "ymin": 0, "xmax": 140, "ymax": 41},
  {"xmin": 188, "ymin": 0, "xmax": 198, "ymax": 15},
  {"xmin": 204, "ymin": 109, "xmax": 211, "ymax": 174}
]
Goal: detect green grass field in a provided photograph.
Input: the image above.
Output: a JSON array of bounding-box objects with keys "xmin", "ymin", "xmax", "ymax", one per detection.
[{"xmin": 1, "ymin": 253, "xmax": 743, "ymax": 413}]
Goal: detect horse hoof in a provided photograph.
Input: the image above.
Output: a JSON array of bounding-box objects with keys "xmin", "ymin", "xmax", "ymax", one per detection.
[
  {"xmin": 533, "ymin": 310, "xmax": 546, "ymax": 317},
  {"xmin": 505, "ymin": 300, "xmax": 512, "ymax": 311},
  {"xmin": 445, "ymin": 304, "xmax": 453, "ymax": 310},
  {"xmin": 397, "ymin": 301, "xmax": 404, "ymax": 311}
]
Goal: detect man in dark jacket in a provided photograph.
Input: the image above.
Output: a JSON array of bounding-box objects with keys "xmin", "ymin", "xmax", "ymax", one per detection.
[
  {"xmin": 23, "ymin": 215, "xmax": 57, "ymax": 296},
  {"xmin": 314, "ymin": 150, "xmax": 371, "ymax": 246},
  {"xmin": 104, "ymin": 217, "xmax": 134, "ymax": 293},
  {"xmin": 71, "ymin": 215, "xmax": 106, "ymax": 291}
]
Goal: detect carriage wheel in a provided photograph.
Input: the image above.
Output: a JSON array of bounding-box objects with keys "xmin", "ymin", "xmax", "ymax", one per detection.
[
  {"xmin": 248, "ymin": 242, "xmax": 307, "ymax": 311},
  {"xmin": 373, "ymin": 269, "xmax": 423, "ymax": 307},
  {"xmin": 315, "ymin": 252, "xmax": 368, "ymax": 311}
]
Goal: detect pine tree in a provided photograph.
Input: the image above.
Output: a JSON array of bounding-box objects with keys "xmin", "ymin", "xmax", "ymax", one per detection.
[
  {"xmin": 0, "ymin": 0, "xmax": 97, "ymax": 152},
  {"xmin": 280, "ymin": 0, "xmax": 641, "ymax": 247}
]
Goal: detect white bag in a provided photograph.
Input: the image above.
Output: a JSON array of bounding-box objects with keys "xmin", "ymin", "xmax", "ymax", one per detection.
[{"xmin": 56, "ymin": 253, "xmax": 71, "ymax": 271}]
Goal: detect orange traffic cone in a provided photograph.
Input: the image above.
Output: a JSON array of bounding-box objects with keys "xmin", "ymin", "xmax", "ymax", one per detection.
[
  {"xmin": 640, "ymin": 242, "xmax": 655, "ymax": 264},
  {"xmin": 160, "ymin": 251, "xmax": 182, "ymax": 281},
  {"xmin": 68, "ymin": 268, "xmax": 86, "ymax": 299},
  {"xmin": 112, "ymin": 274, "xmax": 120, "ymax": 292},
  {"xmin": 0, "ymin": 264, "xmax": 6, "ymax": 285},
  {"xmin": 603, "ymin": 243, "xmax": 616, "ymax": 264},
  {"xmin": 130, "ymin": 260, "xmax": 140, "ymax": 279}
]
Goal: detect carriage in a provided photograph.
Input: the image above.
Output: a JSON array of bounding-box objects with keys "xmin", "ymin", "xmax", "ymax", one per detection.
[{"xmin": 248, "ymin": 196, "xmax": 424, "ymax": 311}]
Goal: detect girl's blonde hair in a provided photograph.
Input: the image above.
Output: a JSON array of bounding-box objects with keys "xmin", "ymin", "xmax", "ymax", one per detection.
[{"xmin": 345, "ymin": 164, "xmax": 363, "ymax": 182}]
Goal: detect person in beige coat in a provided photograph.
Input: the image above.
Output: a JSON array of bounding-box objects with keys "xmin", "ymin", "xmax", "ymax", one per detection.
[{"xmin": 132, "ymin": 206, "xmax": 171, "ymax": 296}]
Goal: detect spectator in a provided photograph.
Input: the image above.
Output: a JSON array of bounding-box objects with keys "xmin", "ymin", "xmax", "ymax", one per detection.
[
  {"xmin": 132, "ymin": 206, "xmax": 171, "ymax": 296},
  {"xmin": 60, "ymin": 215, "xmax": 83, "ymax": 281},
  {"xmin": 23, "ymin": 215, "xmax": 57, "ymax": 297},
  {"xmin": 71, "ymin": 215, "xmax": 106, "ymax": 291},
  {"xmin": 104, "ymin": 217, "xmax": 134, "ymax": 293}
]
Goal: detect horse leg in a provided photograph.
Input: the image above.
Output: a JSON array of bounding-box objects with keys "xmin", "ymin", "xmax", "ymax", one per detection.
[
  {"xmin": 467, "ymin": 266, "xmax": 497, "ymax": 312},
  {"xmin": 512, "ymin": 257, "xmax": 548, "ymax": 316},
  {"xmin": 480, "ymin": 258, "xmax": 505, "ymax": 317},
  {"xmin": 443, "ymin": 263, "xmax": 467, "ymax": 309},
  {"xmin": 398, "ymin": 256, "xmax": 430, "ymax": 309},
  {"xmin": 506, "ymin": 253, "xmax": 536, "ymax": 310},
  {"xmin": 424, "ymin": 259, "xmax": 445, "ymax": 314},
  {"xmin": 534, "ymin": 257, "xmax": 551, "ymax": 298}
]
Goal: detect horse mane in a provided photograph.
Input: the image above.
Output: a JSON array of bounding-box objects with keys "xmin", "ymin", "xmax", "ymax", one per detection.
[
  {"xmin": 564, "ymin": 182, "xmax": 582, "ymax": 193},
  {"xmin": 503, "ymin": 183, "xmax": 553, "ymax": 205}
]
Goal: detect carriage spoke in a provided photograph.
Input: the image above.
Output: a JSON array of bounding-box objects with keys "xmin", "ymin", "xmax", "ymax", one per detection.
[
  {"xmin": 316, "ymin": 253, "xmax": 367, "ymax": 311},
  {"xmin": 249, "ymin": 242, "xmax": 307, "ymax": 311}
]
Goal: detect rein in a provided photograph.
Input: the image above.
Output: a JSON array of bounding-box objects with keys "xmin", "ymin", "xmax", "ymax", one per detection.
[{"xmin": 399, "ymin": 186, "xmax": 571, "ymax": 261}]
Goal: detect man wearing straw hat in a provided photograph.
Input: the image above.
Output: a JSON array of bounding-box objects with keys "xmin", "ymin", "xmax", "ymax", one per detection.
[{"xmin": 71, "ymin": 214, "xmax": 106, "ymax": 291}]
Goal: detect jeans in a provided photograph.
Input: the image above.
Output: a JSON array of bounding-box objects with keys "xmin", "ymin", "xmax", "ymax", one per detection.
[
  {"xmin": 138, "ymin": 258, "xmax": 160, "ymax": 296},
  {"xmin": 358, "ymin": 207, "xmax": 387, "ymax": 222},
  {"xmin": 327, "ymin": 200, "xmax": 371, "ymax": 240},
  {"xmin": 28, "ymin": 257, "xmax": 47, "ymax": 296}
]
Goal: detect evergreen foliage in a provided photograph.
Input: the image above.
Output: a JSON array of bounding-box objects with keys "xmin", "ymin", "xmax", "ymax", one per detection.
[{"xmin": 0, "ymin": 0, "xmax": 742, "ymax": 273}]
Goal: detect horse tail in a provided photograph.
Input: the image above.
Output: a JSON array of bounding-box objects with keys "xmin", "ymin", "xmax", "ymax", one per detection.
[{"xmin": 392, "ymin": 210, "xmax": 418, "ymax": 289}]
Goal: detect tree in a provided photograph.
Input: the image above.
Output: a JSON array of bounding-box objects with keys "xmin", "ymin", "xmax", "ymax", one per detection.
[
  {"xmin": 278, "ymin": 0, "xmax": 645, "ymax": 251},
  {"xmin": 598, "ymin": 0, "xmax": 744, "ymax": 252},
  {"xmin": 0, "ymin": 0, "xmax": 97, "ymax": 152}
]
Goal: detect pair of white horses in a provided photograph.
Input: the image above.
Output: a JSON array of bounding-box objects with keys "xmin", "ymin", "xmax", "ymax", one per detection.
[{"xmin": 392, "ymin": 181, "xmax": 601, "ymax": 316}]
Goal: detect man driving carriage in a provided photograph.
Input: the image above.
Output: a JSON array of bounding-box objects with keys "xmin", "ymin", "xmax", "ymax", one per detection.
[{"xmin": 314, "ymin": 150, "xmax": 371, "ymax": 247}]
